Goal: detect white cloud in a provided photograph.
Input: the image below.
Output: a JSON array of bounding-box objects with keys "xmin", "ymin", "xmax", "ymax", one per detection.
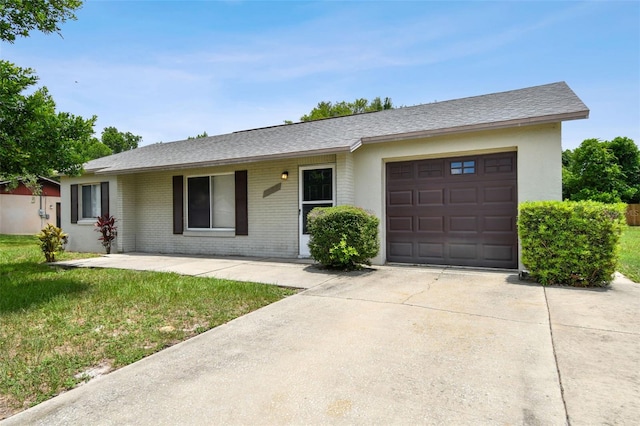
[{"xmin": 2, "ymin": 0, "xmax": 635, "ymax": 147}]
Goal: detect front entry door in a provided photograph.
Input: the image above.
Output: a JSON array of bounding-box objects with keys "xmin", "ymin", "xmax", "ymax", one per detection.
[{"xmin": 299, "ymin": 165, "xmax": 335, "ymax": 257}]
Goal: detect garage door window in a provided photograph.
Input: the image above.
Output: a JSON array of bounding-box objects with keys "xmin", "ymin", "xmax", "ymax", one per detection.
[{"xmin": 451, "ymin": 160, "xmax": 475, "ymax": 175}]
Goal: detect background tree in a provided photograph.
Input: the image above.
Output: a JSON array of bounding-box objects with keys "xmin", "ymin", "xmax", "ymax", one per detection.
[
  {"xmin": 562, "ymin": 137, "xmax": 640, "ymax": 203},
  {"xmin": 1, "ymin": 0, "xmax": 94, "ymax": 189},
  {"xmin": 607, "ymin": 136, "xmax": 640, "ymax": 188},
  {"xmin": 0, "ymin": 0, "xmax": 83, "ymax": 43},
  {"xmin": 291, "ymin": 96, "xmax": 394, "ymax": 123},
  {"xmin": 561, "ymin": 148, "xmax": 573, "ymax": 167},
  {"xmin": 100, "ymin": 126, "xmax": 141, "ymax": 153},
  {"xmin": 0, "ymin": 60, "xmax": 96, "ymax": 185},
  {"xmin": 187, "ymin": 131, "xmax": 209, "ymax": 140},
  {"xmin": 76, "ymin": 137, "xmax": 112, "ymax": 160}
]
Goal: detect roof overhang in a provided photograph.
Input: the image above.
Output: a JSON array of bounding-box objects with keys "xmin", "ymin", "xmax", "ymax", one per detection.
[
  {"xmin": 87, "ymin": 145, "xmax": 353, "ymax": 175},
  {"xmin": 357, "ymin": 110, "xmax": 589, "ymax": 147},
  {"xmin": 0, "ymin": 176, "xmax": 60, "ymax": 187}
]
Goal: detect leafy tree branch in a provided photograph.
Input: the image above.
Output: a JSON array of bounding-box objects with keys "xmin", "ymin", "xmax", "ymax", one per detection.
[{"xmin": 0, "ymin": 0, "xmax": 83, "ymax": 43}]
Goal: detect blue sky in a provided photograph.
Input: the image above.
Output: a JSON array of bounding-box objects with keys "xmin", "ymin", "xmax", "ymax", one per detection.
[{"xmin": 1, "ymin": 0, "xmax": 638, "ymax": 150}]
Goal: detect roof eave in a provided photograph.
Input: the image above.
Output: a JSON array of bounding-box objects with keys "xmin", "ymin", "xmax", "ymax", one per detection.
[
  {"xmin": 359, "ymin": 110, "xmax": 590, "ymax": 145},
  {"xmin": 0, "ymin": 176, "xmax": 60, "ymax": 187},
  {"xmin": 89, "ymin": 146, "xmax": 353, "ymax": 175}
]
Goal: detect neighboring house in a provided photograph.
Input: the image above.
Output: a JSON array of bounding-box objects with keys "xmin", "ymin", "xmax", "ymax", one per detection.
[
  {"xmin": 0, "ymin": 177, "xmax": 61, "ymax": 234},
  {"xmin": 61, "ymin": 82, "xmax": 589, "ymax": 269}
]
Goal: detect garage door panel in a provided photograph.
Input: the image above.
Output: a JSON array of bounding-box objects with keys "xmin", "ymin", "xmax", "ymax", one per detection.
[
  {"xmin": 484, "ymin": 156, "xmax": 515, "ymax": 174},
  {"xmin": 449, "ymin": 216, "xmax": 478, "ymax": 231},
  {"xmin": 386, "ymin": 152, "xmax": 517, "ymax": 269},
  {"xmin": 417, "ymin": 161, "xmax": 444, "ymax": 178},
  {"xmin": 388, "ymin": 216, "xmax": 413, "ymax": 232},
  {"xmin": 449, "ymin": 243, "xmax": 478, "ymax": 260},
  {"xmin": 389, "ymin": 242, "xmax": 413, "ymax": 258},
  {"xmin": 418, "ymin": 242, "xmax": 444, "ymax": 259},
  {"xmin": 449, "ymin": 187, "xmax": 478, "ymax": 204},
  {"xmin": 388, "ymin": 164, "xmax": 414, "ymax": 180},
  {"xmin": 484, "ymin": 185, "xmax": 516, "ymax": 203},
  {"xmin": 484, "ymin": 216, "xmax": 514, "ymax": 232},
  {"xmin": 483, "ymin": 244, "xmax": 515, "ymax": 262},
  {"xmin": 418, "ymin": 216, "xmax": 443, "ymax": 232},
  {"xmin": 388, "ymin": 190, "xmax": 413, "ymax": 206},
  {"xmin": 417, "ymin": 189, "xmax": 444, "ymax": 205}
]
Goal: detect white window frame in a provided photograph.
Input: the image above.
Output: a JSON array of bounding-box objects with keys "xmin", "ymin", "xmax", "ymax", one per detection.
[
  {"xmin": 185, "ymin": 173, "xmax": 236, "ymax": 232},
  {"xmin": 298, "ymin": 164, "xmax": 336, "ymax": 257}
]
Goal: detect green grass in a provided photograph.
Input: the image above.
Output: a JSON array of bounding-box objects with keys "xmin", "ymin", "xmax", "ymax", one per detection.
[
  {"xmin": 0, "ymin": 235, "xmax": 296, "ymax": 419},
  {"xmin": 619, "ymin": 226, "xmax": 640, "ymax": 283}
]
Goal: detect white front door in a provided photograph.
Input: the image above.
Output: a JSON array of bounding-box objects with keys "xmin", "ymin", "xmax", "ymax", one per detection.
[{"xmin": 299, "ymin": 165, "xmax": 335, "ymax": 257}]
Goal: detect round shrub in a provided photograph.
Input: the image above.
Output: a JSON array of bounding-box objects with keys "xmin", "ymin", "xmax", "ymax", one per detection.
[{"xmin": 307, "ymin": 205, "xmax": 380, "ymax": 270}]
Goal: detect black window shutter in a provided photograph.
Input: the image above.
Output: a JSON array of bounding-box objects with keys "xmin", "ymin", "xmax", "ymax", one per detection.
[
  {"xmin": 173, "ymin": 175, "xmax": 184, "ymax": 234},
  {"xmin": 100, "ymin": 182, "xmax": 109, "ymax": 216},
  {"xmin": 235, "ymin": 170, "xmax": 248, "ymax": 235},
  {"xmin": 71, "ymin": 184, "xmax": 78, "ymax": 224}
]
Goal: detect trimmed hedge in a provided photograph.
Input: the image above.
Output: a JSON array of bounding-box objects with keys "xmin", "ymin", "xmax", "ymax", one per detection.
[
  {"xmin": 307, "ymin": 205, "xmax": 380, "ymax": 270},
  {"xmin": 518, "ymin": 201, "xmax": 626, "ymax": 286}
]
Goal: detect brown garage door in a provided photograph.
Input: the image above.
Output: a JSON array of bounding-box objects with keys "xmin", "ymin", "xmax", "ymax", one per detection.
[{"xmin": 386, "ymin": 152, "xmax": 517, "ymax": 269}]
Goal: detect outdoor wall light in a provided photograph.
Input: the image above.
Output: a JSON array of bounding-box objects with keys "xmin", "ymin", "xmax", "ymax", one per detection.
[{"xmin": 281, "ymin": 171, "xmax": 289, "ymax": 180}]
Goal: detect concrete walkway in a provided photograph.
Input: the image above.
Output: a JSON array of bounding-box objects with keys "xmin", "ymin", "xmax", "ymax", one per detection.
[
  {"xmin": 3, "ymin": 254, "xmax": 638, "ymax": 425},
  {"xmin": 55, "ymin": 253, "xmax": 335, "ymax": 289}
]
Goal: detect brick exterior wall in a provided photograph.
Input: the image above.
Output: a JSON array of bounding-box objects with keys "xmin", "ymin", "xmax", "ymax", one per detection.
[
  {"xmin": 336, "ymin": 152, "xmax": 355, "ymax": 206},
  {"xmin": 99, "ymin": 154, "xmax": 338, "ymax": 258},
  {"xmin": 117, "ymin": 175, "xmax": 138, "ymax": 252}
]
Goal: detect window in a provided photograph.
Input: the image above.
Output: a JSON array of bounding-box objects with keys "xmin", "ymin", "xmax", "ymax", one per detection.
[
  {"xmin": 70, "ymin": 181, "xmax": 108, "ymax": 224},
  {"xmin": 187, "ymin": 174, "xmax": 235, "ymax": 229},
  {"xmin": 81, "ymin": 184, "xmax": 101, "ymax": 219},
  {"xmin": 451, "ymin": 160, "xmax": 476, "ymax": 175}
]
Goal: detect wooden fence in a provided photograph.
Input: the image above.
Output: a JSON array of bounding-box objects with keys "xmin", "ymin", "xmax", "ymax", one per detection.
[{"xmin": 627, "ymin": 204, "xmax": 640, "ymax": 226}]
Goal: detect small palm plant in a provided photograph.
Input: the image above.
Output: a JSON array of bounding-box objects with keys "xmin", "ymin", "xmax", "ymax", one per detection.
[
  {"xmin": 37, "ymin": 224, "xmax": 68, "ymax": 262},
  {"xmin": 95, "ymin": 213, "xmax": 117, "ymax": 254}
]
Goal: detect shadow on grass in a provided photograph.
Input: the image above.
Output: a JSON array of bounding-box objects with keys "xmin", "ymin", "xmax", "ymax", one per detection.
[
  {"xmin": 0, "ymin": 261, "xmax": 66, "ymax": 279},
  {"xmin": 0, "ymin": 262, "xmax": 89, "ymax": 313}
]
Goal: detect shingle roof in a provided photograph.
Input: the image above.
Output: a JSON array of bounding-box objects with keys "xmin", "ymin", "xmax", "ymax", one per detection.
[{"xmin": 85, "ymin": 81, "xmax": 588, "ymax": 174}]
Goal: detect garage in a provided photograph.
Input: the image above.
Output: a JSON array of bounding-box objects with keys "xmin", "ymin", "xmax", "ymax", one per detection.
[{"xmin": 386, "ymin": 152, "xmax": 518, "ymax": 268}]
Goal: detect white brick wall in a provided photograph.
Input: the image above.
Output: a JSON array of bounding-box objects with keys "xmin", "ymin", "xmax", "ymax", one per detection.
[
  {"xmin": 336, "ymin": 152, "xmax": 355, "ymax": 206},
  {"xmin": 117, "ymin": 175, "xmax": 138, "ymax": 252},
  {"xmin": 63, "ymin": 155, "xmax": 338, "ymax": 258}
]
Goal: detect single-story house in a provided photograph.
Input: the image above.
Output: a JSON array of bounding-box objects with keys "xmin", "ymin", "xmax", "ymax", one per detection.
[
  {"xmin": 0, "ymin": 177, "xmax": 61, "ymax": 234},
  {"xmin": 61, "ymin": 82, "xmax": 589, "ymax": 269}
]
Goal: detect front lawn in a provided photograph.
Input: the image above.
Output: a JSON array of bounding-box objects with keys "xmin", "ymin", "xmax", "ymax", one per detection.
[
  {"xmin": 0, "ymin": 235, "xmax": 296, "ymax": 419},
  {"xmin": 619, "ymin": 226, "xmax": 640, "ymax": 283}
]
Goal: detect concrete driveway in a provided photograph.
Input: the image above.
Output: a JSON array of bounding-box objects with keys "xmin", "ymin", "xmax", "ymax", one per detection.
[{"xmin": 2, "ymin": 257, "xmax": 638, "ymax": 425}]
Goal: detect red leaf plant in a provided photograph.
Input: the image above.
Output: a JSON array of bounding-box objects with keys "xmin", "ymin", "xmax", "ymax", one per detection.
[{"xmin": 95, "ymin": 213, "xmax": 117, "ymax": 254}]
